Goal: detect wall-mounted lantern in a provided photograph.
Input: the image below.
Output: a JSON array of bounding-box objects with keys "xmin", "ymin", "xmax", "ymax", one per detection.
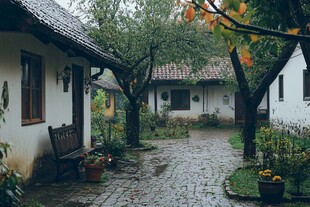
[
  {"xmin": 223, "ymin": 94, "xmax": 229, "ymax": 105},
  {"xmin": 56, "ymin": 65, "xmax": 71, "ymax": 92}
]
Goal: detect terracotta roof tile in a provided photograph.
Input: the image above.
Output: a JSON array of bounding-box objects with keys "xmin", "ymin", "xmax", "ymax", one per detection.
[{"xmin": 152, "ymin": 59, "xmax": 232, "ymax": 81}]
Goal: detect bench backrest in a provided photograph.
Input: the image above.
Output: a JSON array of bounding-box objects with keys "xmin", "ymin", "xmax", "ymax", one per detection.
[{"xmin": 48, "ymin": 124, "xmax": 83, "ymax": 159}]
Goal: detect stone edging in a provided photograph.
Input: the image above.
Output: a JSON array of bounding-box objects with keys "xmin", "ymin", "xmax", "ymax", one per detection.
[{"xmin": 223, "ymin": 168, "xmax": 310, "ymax": 203}]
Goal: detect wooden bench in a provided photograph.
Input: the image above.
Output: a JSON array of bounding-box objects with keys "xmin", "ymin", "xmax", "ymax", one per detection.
[{"xmin": 48, "ymin": 124, "xmax": 95, "ymax": 180}]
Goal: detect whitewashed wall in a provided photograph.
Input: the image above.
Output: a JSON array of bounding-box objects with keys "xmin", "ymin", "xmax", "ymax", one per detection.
[
  {"xmin": 0, "ymin": 32, "xmax": 91, "ymax": 181},
  {"xmin": 148, "ymin": 84, "xmax": 236, "ymax": 122},
  {"xmin": 269, "ymin": 45, "xmax": 310, "ymax": 128}
]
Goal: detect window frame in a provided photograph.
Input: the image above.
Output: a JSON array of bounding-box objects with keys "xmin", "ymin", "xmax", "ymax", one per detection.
[
  {"xmin": 170, "ymin": 89, "xmax": 190, "ymax": 110},
  {"xmin": 21, "ymin": 50, "xmax": 45, "ymax": 125},
  {"xmin": 303, "ymin": 70, "xmax": 310, "ymax": 101},
  {"xmin": 278, "ymin": 75, "xmax": 284, "ymax": 102}
]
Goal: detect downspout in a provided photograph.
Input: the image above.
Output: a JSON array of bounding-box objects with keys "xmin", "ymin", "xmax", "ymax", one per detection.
[
  {"xmin": 91, "ymin": 68, "xmax": 104, "ymax": 81},
  {"xmin": 154, "ymin": 85, "xmax": 158, "ymax": 113},
  {"xmin": 202, "ymin": 85, "xmax": 205, "ymax": 112}
]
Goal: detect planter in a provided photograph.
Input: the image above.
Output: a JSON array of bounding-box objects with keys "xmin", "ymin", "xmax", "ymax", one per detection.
[
  {"xmin": 84, "ymin": 164, "xmax": 104, "ymax": 182},
  {"xmin": 258, "ymin": 180, "xmax": 285, "ymax": 203}
]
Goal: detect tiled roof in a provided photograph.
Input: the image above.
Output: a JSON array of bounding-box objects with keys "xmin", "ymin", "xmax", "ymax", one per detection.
[
  {"xmin": 152, "ymin": 59, "xmax": 231, "ymax": 81},
  {"xmin": 9, "ymin": 0, "xmax": 126, "ymax": 72},
  {"xmin": 93, "ymin": 80, "xmax": 120, "ymax": 91}
]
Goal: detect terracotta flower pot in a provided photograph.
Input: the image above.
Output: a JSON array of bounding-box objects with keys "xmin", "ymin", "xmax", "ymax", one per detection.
[
  {"xmin": 258, "ymin": 180, "xmax": 285, "ymax": 203},
  {"xmin": 84, "ymin": 164, "xmax": 104, "ymax": 182}
]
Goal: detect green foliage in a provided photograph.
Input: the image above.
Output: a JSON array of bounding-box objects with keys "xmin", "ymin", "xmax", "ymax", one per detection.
[
  {"xmin": 228, "ymin": 133, "xmax": 244, "ymax": 150},
  {"xmin": 21, "ymin": 199, "xmax": 44, "ymax": 207},
  {"xmin": 91, "ymin": 89, "xmax": 107, "ymax": 138},
  {"xmin": 158, "ymin": 103, "xmax": 172, "ymax": 127},
  {"xmin": 140, "ymin": 104, "xmax": 159, "ymax": 131},
  {"xmin": 141, "ymin": 126, "xmax": 189, "ymax": 140},
  {"xmin": 0, "ymin": 142, "xmax": 23, "ymax": 207},
  {"xmin": 104, "ymin": 137, "xmax": 126, "ymax": 158},
  {"xmin": 256, "ymin": 127, "xmax": 310, "ymax": 194},
  {"xmin": 198, "ymin": 108, "xmax": 220, "ymax": 127}
]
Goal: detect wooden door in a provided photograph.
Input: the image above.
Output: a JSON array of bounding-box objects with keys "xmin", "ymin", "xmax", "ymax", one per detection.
[{"xmin": 72, "ymin": 64, "xmax": 84, "ymax": 139}]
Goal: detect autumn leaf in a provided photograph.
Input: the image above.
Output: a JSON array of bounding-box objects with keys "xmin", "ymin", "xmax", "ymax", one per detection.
[
  {"xmin": 184, "ymin": 6, "xmax": 196, "ymax": 22},
  {"xmin": 200, "ymin": 3, "xmax": 208, "ymax": 16},
  {"xmin": 241, "ymin": 46, "xmax": 251, "ymax": 58},
  {"xmin": 226, "ymin": 39, "xmax": 235, "ymax": 53},
  {"xmin": 208, "ymin": 16, "xmax": 220, "ymax": 31},
  {"xmin": 205, "ymin": 12, "xmax": 214, "ymax": 23},
  {"xmin": 238, "ymin": 2, "xmax": 247, "ymax": 15},
  {"xmin": 221, "ymin": 17, "xmax": 230, "ymax": 27},
  {"xmin": 240, "ymin": 57, "xmax": 253, "ymax": 67},
  {"xmin": 250, "ymin": 34, "xmax": 259, "ymax": 42},
  {"xmin": 287, "ymin": 28, "xmax": 300, "ymax": 35}
]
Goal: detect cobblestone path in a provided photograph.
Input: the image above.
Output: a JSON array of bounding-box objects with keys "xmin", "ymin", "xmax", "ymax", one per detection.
[{"xmin": 22, "ymin": 128, "xmax": 260, "ymax": 207}]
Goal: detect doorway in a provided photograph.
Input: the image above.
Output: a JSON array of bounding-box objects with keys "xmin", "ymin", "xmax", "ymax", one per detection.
[{"xmin": 72, "ymin": 64, "xmax": 84, "ymax": 139}]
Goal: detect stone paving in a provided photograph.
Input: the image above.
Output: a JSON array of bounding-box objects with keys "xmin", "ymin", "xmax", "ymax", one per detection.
[{"xmin": 22, "ymin": 128, "xmax": 260, "ymax": 207}]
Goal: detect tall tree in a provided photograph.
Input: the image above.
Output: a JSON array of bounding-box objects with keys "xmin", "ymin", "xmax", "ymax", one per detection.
[
  {"xmin": 180, "ymin": 0, "xmax": 309, "ymax": 158},
  {"xmin": 71, "ymin": 0, "xmax": 226, "ymax": 147}
]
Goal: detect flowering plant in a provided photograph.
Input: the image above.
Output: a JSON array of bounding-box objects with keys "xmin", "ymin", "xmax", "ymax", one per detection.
[
  {"xmin": 80, "ymin": 152, "xmax": 112, "ymax": 166},
  {"xmin": 258, "ymin": 169, "xmax": 282, "ymax": 182}
]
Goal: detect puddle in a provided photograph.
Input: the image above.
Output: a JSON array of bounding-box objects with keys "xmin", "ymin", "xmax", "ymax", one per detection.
[{"xmin": 154, "ymin": 164, "xmax": 168, "ymax": 176}]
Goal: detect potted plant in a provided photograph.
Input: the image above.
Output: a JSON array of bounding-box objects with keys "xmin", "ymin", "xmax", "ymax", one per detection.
[
  {"xmin": 80, "ymin": 152, "xmax": 112, "ymax": 181},
  {"xmin": 258, "ymin": 169, "xmax": 285, "ymax": 203}
]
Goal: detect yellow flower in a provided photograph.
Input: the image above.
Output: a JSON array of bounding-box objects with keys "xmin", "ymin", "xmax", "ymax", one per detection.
[
  {"xmin": 264, "ymin": 169, "xmax": 271, "ymax": 173},
  {"xmin": 272, "ymin": 176, "xmax": 282, "ymax": 181},
  {"xmin": 263, "ymin": 172, "xmax": 271, "ymax": 177}
]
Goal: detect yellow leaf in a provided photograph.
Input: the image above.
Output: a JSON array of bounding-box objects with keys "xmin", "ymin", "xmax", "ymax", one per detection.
[
  {"xmin": 184, "ymin": 6, "xmax": 196, "ymax": 23},
  {"xmin": 250, "ymin": 34, "xmax": 259, "ymax": 42},
  {"xmin": 241, "ymin": 47, "xmax": 251, "ymax": 58},
  {"xmin": 226, "ymin": 40, "xmax": 235, "ymax": 53},
  {"xmin": 287, "ymin": 28, "xmax": 300, "ymax": 35}
]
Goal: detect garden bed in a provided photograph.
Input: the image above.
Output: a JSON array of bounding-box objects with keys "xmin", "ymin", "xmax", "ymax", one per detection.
[{"xmin": 224, "ymin": 167, "xmax": 310, "ymax": 203}]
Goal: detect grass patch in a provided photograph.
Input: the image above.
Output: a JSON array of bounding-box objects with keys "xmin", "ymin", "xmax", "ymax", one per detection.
[
  {"xmin": 229, "ymin": 168, "xmax": 310, "ymax": 199},
  {"xmin": 228, "ymin": 132, "xmax": 244, "ymax": 150},
  {"xmin": 140, "ymin": 127, "xmax": 188, "ymax": 140}
]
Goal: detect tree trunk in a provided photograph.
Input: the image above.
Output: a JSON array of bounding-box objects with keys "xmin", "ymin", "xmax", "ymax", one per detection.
[
  {"xmin": 126, "ymin": 103, "xmax": 140, "ymax": 147},
  {"xmin": 242, "ymin": 104, "xmax": 257, "ymax": 159}
]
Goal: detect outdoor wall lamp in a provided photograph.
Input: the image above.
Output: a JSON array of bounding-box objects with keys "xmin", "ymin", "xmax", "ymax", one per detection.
[
  {"xmin": 57, "ymin": 65, "xmax": 71, "ymax": 92},
  {"xmin": 84, "ymin": 77, "xmax": 92, "ymax": 94},
  {"xmin": 223, "ymin": 94, "xmax": 229, "ymax": 105}
]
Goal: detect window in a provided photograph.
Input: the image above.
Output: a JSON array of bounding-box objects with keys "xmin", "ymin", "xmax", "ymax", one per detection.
[
  {"xmin": 278, "ymin": 75, "xmax": 284, "ymax": 101},
  {"xmin": 304, "ymin": 70, "xmax": 310, "ymax": 101},
  {"xmin": 21, "ymin": 51, "xmax": 44, "ymax": 125},
  {"xmin": 171, "ymin": 89, "xmax": 190, "ymax": 110}
]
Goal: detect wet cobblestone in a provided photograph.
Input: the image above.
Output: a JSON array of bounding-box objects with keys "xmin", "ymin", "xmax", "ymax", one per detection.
[{"xmin": 22, "ymin": 128, "xmax": 260, "ymax": 206}]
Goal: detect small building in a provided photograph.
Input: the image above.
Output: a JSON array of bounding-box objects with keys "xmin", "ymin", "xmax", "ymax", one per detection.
[
  {"xmin": 0, "ymin": 0, "xmax": 126, "ymax": 183},
  {"xmin": 269, "ymin": 43, "xmax": 310, "ymax": 131},
  {"xmin": 92, "ymin": 79, "xmax": 121, "ymax": 118},
  {"xmin": 147, "ymin": 60, "xmax": 268, "ymax": 124}
]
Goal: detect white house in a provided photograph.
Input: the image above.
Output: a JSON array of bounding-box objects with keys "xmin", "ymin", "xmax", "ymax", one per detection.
[
  {"xmin": 269, "ymin": 44, "xmax": 310, "ymax": 130},
  {"xmin": 147, "ymin": 60, "xmax": 268, "ymax": 124},
  {"xmin": 0, "ymin": 0, "xmax": 126, "ymax": 183}
]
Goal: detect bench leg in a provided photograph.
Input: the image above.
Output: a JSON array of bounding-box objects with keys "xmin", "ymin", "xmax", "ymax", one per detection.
[
  {"xmin": 56, "ymin": 162, "xmax": 62, "ymax": 181},
  {"xmin": 73, "ymin": 160, "xmax": 80, "ymax": 179}
]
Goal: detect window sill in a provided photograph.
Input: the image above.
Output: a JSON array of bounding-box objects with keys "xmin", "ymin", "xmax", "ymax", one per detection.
[{"xmin": 22, "ymin": 120, "xmax": 45, "ymax": 126}]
